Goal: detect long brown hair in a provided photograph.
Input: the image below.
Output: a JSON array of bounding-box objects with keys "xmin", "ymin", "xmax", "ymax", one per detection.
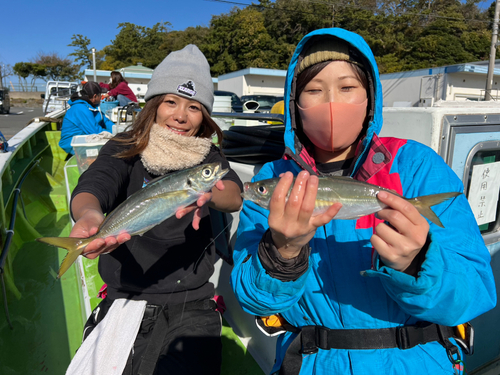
[
  {"xmin": 113, "ymin": 94, "xmax": 223, "ymax": 159},
  {"xmin": 109, "ymin": 71, "xmax": 126, "ymax": 90}
]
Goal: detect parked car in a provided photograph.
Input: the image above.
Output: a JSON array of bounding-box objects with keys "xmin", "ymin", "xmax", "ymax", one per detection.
[
  {"xmin": 214, "ymin": 90, "xmax": 243, "ymax": 112},
  {"xmin": 0, "ymin": 88, "xmax": 10, "ymax": 114},
  {"xmin": 240, "ymin": 95, "xmax": 283, "ymax": 112}
]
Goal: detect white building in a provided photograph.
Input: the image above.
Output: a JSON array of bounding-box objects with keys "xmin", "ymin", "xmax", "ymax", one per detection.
[
  {"xmin": 380, "ymin": 60, "xmax": 500, "ymax": 107},
  {"xmin": 86, "ymin": 64, "xmax": 220, "ymax": 100},
  {"xmin": 213, "ymin": 60, "xmax": 500, "ymax": 107},
  {"xmin": 84, "ymin": 63, "xmax": 154, "ymax": 102},
  {"xmin": 216, "ymin": 67, "xmax": 286, "ymax": 97},
  {"xmin": 84, "ymin": 59, "xmax": 500, "ymax": 108}
]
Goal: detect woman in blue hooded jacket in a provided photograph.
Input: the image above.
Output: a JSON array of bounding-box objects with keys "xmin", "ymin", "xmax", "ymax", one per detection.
[
  {"xmin": 59, "ymin": 81, "xmax": 115, "ymax": 155},
  {"xmin": 231, "ymin": 28, "xmax": 496, "ymax": 375}
]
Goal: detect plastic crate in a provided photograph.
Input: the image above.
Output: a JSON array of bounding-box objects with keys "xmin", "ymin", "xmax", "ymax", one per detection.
[
  {"xmin": 71, "ymin": 135, "xmax": 109, "ymax": 174},
  {"xmin": 100, "ymin": 100, "xmax": 119, "ymax": 119}
]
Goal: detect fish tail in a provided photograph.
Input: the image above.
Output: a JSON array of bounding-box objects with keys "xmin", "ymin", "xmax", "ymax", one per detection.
[
  {"xmin": 36, "ymin": 237, "xmax": 89, "ymax": 278},
  {"xmin": 409, "ymin": 192, "xmax": 461, "ymax": 228}
]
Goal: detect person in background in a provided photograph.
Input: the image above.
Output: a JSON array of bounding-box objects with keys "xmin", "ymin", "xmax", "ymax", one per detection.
[
  {"xmin": 59, "ymin": 81, "xmax": 114, "ymax": 155},
  {"xmin": 66, "ymin": 44, "xmax": 242, "ymax": 375},
  {"xmin": 231, "ymin": 28, "xmax": 496, "ymax": 375},
  {"xmin": 100, "ymin": 71, "xmax": 138, "ymax": 106}
]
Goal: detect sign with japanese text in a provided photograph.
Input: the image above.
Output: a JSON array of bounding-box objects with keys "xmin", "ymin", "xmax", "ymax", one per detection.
[{"xmin": 468, "ymin": 161, "xmax": 500, "ymax": 226}]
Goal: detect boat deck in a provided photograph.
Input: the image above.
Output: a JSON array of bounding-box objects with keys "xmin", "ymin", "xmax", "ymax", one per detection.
[{"xmin": 0, "ymin": 126, "xmax": 264, "ymax": 374}]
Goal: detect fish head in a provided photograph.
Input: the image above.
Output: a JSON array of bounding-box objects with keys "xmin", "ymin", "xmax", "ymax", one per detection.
[
  {"xmin": 186, "ymin": 162, "xmax": 229, "ymax": 193},
  {"xmin": 241, "ymin": 179, "xmax": 278, "ymax": 210}
]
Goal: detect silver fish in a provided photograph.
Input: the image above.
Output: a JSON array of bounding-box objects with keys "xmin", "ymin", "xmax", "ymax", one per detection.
[
  {"xmin": 242, "ymin": 175, "xmax": 460, "ymax": 228},
  {"xmin": 38, "ymin": 162, "xmax": 228, "ymax": 278}
]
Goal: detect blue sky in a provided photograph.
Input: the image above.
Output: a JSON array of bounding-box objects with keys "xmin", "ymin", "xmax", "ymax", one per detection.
[{"xmin": 0, "ymin": 0, "xmax": 245, "ymax": 74}]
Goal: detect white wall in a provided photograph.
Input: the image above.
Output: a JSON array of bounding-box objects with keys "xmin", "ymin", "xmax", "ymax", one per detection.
[
  {"xmin": 380, "ymin": 67, "xmax": 500, "ymax": 106},
  {"xmin": 446, "ymin": 73, "xmax": 500, "ymax": 101},
  {"xmin": 218, "ymin": 76, "xmax": 245, "ymax": 96},
  {"xmin": 218, "ymin": 74, "xmax": 285, "ymax": 97},
  {"xmin": 244, "ymin": 75, "xmax": 285, "ymax": 96},
  {"xmin": 380, "ymin": 67, "xmax": 447, "ymax": 107}
]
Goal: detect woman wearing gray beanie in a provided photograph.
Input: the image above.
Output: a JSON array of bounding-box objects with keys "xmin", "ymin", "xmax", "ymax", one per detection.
[{"xmin": 66, "ymin": 45, "xmax": 243, "ymax": 375}]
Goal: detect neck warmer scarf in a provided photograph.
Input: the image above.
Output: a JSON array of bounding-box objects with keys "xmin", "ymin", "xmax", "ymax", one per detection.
[{"xmin": 140, "ymin": 123, "xmax": 212, "ymax": 175}]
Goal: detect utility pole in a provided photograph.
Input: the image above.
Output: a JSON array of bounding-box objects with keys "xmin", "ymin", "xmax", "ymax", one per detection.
[
  {"xmin": 0, "ymin": 65, "xmax": 3, "ymax": 89},
  {"xmin": 485, "ymin": 0, "xmax": 500, "ymax": 101},
  {"xmin": 92, "ymin": 48, "xmax": 97, "ymax": 83}
]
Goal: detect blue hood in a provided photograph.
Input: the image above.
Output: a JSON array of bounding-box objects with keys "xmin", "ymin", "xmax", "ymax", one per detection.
[{"xmin": 283, "ymin": 28, "xmax": 383, "ymax": 175}]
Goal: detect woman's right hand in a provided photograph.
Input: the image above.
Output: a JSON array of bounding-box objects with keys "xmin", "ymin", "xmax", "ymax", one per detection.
[
  {"xmin": 70, "ymin": 209, "xmax": 131, "ymax": 259},
  {"xmin": 268, "ymin": 171, "xmax": 342, "ymax": 259}
]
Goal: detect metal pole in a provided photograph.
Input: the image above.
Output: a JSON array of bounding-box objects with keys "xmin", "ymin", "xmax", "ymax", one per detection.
[
  {"xmin": 485, "ymin": 0, "xmax": 500, "ymax": 101},
  {"xmin": 92, "ymin": 48, "xmax": 97, "ymax": 83}
]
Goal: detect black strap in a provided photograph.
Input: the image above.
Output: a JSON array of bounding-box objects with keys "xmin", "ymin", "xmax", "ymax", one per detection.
[
  {"xmin": 138, "ymin": 299, "xmax": 216, "ymax": 375},
  {"xmin": 138, "ymin": 306, "xmax": 169, "ymax": 375},
  {"xmin": 279, "ymin": 323, "xmax": 456, "ymax": 375}
]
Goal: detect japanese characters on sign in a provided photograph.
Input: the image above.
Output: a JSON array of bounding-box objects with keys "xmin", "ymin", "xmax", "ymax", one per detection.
[{"xmin": 468, "ymin": 161, "xmax": 500, "ymax": 226}]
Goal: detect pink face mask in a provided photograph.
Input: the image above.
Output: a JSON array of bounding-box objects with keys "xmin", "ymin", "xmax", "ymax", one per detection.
[{"xmin": 298, "ymin": 100, "xmax": 368, "ymax": 152}]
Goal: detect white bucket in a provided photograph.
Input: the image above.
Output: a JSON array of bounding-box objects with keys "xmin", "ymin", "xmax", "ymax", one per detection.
[{"xmin": 213, "ymin": 96, "xmax": 232, "ymax": 113}]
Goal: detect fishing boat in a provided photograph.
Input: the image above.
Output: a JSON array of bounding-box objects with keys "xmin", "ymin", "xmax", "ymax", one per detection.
[{"xmin": 0, "ymin": 103, "xmax": 498, "ymax": 375}]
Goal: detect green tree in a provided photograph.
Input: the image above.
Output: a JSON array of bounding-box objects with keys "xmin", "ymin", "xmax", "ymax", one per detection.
[
  {"xmin": 254, "ymin": 0, "xmax": 334, "ymax": 69},
  {"xmin": 102, "ymin": 22, "xmax": 171, "ymax": 70},
  {"xmin": 68, "ymin": 34, "xmax": 106, "ymax": 71},
  {"xmin": 32, "ymin": 52, "xmax": 80, "ymax": 81},
  {"xmin": 203, "ymin": 7, "xmax": 282, "ymax": 75},
  {"xmin": 258, "ymin": 0, "xmax": 333, "ymax": 46},
  {"xmin": 333, "ymin": 0, "xmax": 493, "ymax": 73},
  {"xmin": 13, "ymin": 62, "xmax": 46, "ymax": 91},
  {"xmin": 160, "ymin": 26, "xmax": 210, "ymax": 54},
  {"xmin": 65, "ymin": 0, "xmax": 495, "ymax": 77},
  {"xmin": 13, "ymin": 62, "xmax": 30, "ymax": 91}
]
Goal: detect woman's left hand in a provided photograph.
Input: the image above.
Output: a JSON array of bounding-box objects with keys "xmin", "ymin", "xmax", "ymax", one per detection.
[
  {"xmin": 371, "ymin": 191, "xmax": 429, "ymax": 274},
  {"xmin": 175, "ymin": 180, "xmax": 226, "ymax": 230}
]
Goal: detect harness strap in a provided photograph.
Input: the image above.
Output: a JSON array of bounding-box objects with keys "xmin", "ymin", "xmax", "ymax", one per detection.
[
  {"xmin": 138, "ymin": 299, "xmax": 217, "ymax": 375},
  {"xmin": 279, "ymin": 322, "xmax": 456, "ymax": 375}
]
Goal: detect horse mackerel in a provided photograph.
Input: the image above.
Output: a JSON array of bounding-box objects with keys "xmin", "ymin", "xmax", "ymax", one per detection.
[
  {"xmin": 37, "ymin": 162, "xmax": 228, "ymax": 278},
  {"xmin": 242, "ymin": 175, "xmax": 461, "ymax": 228}
]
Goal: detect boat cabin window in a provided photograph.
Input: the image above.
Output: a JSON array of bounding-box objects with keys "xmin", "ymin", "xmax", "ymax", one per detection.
[
  {"xmin": 49, "ymin": 84, "xmax": 78, "ymax": 97},
  {"xmin": 464, "ymin": 143, "xmax": 500, "ymax": 237}
]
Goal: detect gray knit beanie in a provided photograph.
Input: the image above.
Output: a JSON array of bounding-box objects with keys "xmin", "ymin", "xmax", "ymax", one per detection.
[{"xmin": 145, "ymin": 44, "xmax": 214, "ymax": 113}]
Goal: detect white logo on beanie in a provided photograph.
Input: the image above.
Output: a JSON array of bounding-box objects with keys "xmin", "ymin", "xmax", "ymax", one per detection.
[{"xmin": 177, "ymin": 80, "xmax": 197, "ymax": 97}]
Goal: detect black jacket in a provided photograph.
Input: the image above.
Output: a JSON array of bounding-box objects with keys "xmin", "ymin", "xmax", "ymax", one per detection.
[{"xmin": 72, "ymin": 139, "xmax": 243, "ymax": 305}]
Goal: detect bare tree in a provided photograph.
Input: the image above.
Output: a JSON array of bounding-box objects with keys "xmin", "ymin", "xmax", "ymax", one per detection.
[{"xmin": 0, "ymin": 63, "xmax": 14, "ymax": 89}]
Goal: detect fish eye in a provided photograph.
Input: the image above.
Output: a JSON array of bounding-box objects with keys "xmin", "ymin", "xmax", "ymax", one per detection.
[
  {"xmin": 257, "ymin": 186, "xmax": 268, "ymax": 194},
  {"xmin": 202, "ymin": 168, "xmax": 212, "ymax": 178}
]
